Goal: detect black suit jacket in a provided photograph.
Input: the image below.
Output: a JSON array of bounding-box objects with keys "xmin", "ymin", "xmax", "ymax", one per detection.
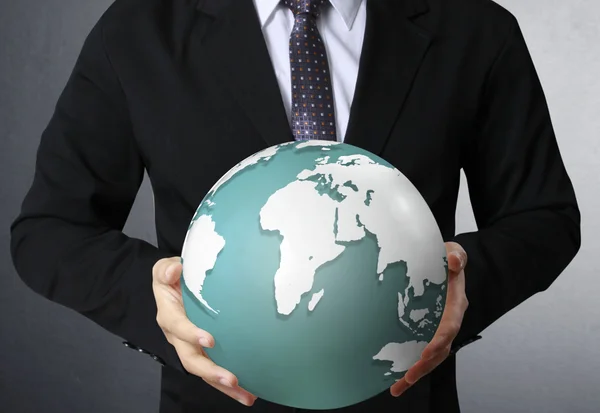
[{"xmin": 10, "ymin": 0, "xmax": 581, "ymax": 412}]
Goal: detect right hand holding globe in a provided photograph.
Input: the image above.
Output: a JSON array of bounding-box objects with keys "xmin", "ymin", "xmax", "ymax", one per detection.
[
  {"xmin": 152, "ymin": 257, "xmax": 257, "ymax": 407},
  {"xmin": 390, "ymin": 242, "xmax": 469, "ymax": 397}
]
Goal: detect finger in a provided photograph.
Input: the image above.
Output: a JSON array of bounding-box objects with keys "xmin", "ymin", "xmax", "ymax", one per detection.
[
  {"xmin": 152, "ymin": 257, "xmax": 182, "ymax": 286},
  {"xmin": 420, "ymin": 312, "xmax": 461, "ymax": 361},
  {"xmin": 153, "ymin": 278, "xmax": 184, "ymax": 306},
  {"xmin": 391, "ymin": 349, "xmax": 450, "ymax": 397},
  {"xmin": 151, "ymin": 259, "xmax": 183, "ymax": 303},
  {"xmin": 175, "ymin": 339, "xmax": 256, "ymax": 405},
  {"xmin": 404, "ymin": 349, "xmax": 449, "ymax": 385},
  {"xmin": 440, "ymin": 267, "xmax": 467, "ymax": 331},
  {"xmin": 420, "ymin": 328, "xmax": 453, "ymax": 362},
  {"xmin": 176, "ymin": 338, "xmax": 235, "ymax": 380},
  {"xmin": 155, "ymin": 292, "xmax": 214, "ymax": 347},
  {"xmin": 421, "ymin": 274, "xmax": 467, "ymax": 360},
  {"xmin": 390, "ymin": 377, "xmax": 412, "ymax": 397},
  {"xmin": 205, "ymin": 377, "xmax": 258, "ymax": 407}
]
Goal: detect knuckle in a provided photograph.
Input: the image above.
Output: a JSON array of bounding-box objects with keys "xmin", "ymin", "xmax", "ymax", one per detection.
[
  {"xmin": 452, "ymin": 320, "xmax": 462, "ymax": 332},
  {"xmin": 177, "ymin": 351, "xmax": 196, "ymax": 371},
  {"xmin": 156, "ymin": 313, "xmax": 170, "ymax": 332},
  {"xmin": 203, "ymin": 372, "xmax": 220, "ymax": 384},
  {"xmin": 164, "ymin": 333, "xmax": 175, "ymax": 345},
  {"xmin": 195, "ymin": 365, "xmax": 216, "ymax": 382},
  {"xmin": 202, "ymin": 375, "xmax": 222, "ymax": 387},
  {"xmin": 180, "ymin": 357, "xmax": 194, "ymax": 374},
  {"xmin": 446, "ymin": 321, "xmax": 460, "ymax": 334}
]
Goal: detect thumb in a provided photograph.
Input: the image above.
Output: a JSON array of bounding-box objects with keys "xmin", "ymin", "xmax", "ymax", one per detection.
[
  {"xmin": 164, "ymin": 261, "xmax": 183, "ymax": 284},
  {"xmin": 153, "ymin": 257, "xmax": 183, "ymax": 285},
  {"xmin": 445, "ymin": 242, "xmax": 467, "ymax": 273}
]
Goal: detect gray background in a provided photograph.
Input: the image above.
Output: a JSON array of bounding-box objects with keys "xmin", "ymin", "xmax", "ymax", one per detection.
[{"xmin": 1, "ymin": 0, "xmax": 598, "ymax": 412}]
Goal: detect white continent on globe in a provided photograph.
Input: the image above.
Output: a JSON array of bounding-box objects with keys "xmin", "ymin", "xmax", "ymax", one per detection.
[
  {"xmin": 372, "ymin": 341, "xmax": 429, "ymax": 374},
  {"xmin": 182, "ymin": 144, "xmax": 294, "ymax": 313},
  {"xmin": 260, "ymin": 152, "xmax": 446, "ymax": 318},
  {"xmin": 181, "ymin": 215, "xmax": 225, "ymax": 314},
  {"xmin": 308, "ymin": 289, "xmax": 325, "ymax": 311}
]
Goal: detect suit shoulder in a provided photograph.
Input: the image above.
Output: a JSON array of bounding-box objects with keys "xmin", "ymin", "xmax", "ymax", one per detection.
[
  {"xmin": 429, "ymin": 0, "xmax": 519, "ymax": 50},
  {"xmin": 441, "ymin": 0, "xmax": 517, "ymax": 30},
  {"xmin": 92, "ymin": 0, "xmax": 197, "ymax": 57},
  {"xmin": 100, "ymin": 0, "xmax": 160, "ymax": 24},
  {"xmin": 97, "ymin": 0, "xmax": 194, "ymax": 36},
  {"xmin": 101, "ymin": 0, "xmax": 193, "ymax": 20}
]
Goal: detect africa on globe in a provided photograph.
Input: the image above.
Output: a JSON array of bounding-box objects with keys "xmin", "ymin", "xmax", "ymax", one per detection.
[{"xmin": 181, "ymin": 140, "xmax": 448, "ymax": 409}]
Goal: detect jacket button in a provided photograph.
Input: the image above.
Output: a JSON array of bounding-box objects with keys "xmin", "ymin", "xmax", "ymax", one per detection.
[
  {"xmin": 149, "ymin": 353, "xmax": 166, "ymax": 366},
  {"xmin": 123, "ymin": 342, "xmax": 165, "ymax": 366},
  {"xmin": 123, "ymin": 341, "xmax": 146, "ymax": 353}
]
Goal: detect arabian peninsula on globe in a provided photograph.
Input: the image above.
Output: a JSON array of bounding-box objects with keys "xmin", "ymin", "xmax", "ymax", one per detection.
[{"xmin": 181, "ymin": 140, "xmax": 448, "ymax": 410}]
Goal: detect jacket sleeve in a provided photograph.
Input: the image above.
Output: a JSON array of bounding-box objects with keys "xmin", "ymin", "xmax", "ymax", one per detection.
[
  {"xmin": 451, "ymin": 16, "xmax": 581, "ymax": 350},
  {"xmin": 9, "ymin": 17, "xmax": 183, "ymax": 370}
]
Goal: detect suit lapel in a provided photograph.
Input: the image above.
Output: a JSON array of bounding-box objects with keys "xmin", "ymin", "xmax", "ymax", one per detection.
[
  {"xmin": 189, "ymin": 0, "xmax": 293, "ymax": 147},
  {"xmin": 344, "ymin": 0, "xmax": 432, "ymax": 155}
]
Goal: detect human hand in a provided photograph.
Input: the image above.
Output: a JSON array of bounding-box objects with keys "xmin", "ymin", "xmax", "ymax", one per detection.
[
  {"xmin": 390, "ymin": 242, "xmax": 469, "ymax": 397},
  {"xmin": 152, "ymin": 257, "xmax": 257, "ymax": 406}
]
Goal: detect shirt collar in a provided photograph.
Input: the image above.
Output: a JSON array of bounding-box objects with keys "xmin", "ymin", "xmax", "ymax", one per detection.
[{"xmin": 253, "ymin": 0, "xmax": 363, "ymax": 30}]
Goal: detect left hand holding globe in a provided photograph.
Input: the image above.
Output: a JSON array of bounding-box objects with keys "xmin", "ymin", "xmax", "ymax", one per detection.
[{"xmin": 391, "ymin": 241, "xmax": 468, "ymax": 397}]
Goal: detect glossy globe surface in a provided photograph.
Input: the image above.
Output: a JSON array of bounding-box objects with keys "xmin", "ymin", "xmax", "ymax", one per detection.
[{"xmin": 181, "ymin": 140, "xmax": 447, "ymax": 409}]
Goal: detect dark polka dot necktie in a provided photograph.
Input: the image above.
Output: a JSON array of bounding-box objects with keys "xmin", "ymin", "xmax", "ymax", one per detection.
[{"xmin": 282, "ymin": 0, "xmax": 337, "ymax": 141}]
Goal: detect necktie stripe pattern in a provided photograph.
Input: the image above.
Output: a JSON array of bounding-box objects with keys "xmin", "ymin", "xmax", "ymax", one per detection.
[{"xmin": 282, "ymin": 0, "xmax": 337, "ymax": 141}]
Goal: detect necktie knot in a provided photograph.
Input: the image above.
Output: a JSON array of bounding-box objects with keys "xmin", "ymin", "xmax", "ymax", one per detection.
[{"xmin": 282, "ymin": 0, "xmax": 327, "ymax": 18}]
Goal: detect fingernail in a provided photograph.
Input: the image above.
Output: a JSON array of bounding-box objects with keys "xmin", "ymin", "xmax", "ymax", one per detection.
[
  {"xmin": 219, "ymin": 377, "xmax": 233, "ymax": 387},
  {"xmin": 236, "ymin": 395, "xmax": 255, "ymax": 406},
  {"xmin": 199, "ymin": 337, "xmax": 211, "ymax": 347}
]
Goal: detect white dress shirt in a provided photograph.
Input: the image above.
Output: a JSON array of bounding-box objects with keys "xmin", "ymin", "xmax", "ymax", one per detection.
[{"xmin": 253, "ymin": 0, "xmax": 366, "ymax": 142}]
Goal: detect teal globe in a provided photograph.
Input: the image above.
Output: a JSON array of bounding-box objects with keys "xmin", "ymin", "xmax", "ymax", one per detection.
[{"xmin": 181, "ymin": 140, "xmax": 448, "ymax": 409}]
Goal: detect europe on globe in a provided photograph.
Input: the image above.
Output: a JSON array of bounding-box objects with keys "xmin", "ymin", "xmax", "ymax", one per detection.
[{"xmin": 181, "ymin": 140, "xmax": 448, "ymax": 409}]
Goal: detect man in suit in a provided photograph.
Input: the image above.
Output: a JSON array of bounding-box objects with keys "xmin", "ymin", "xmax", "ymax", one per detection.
[{"xmin": 10, "ymin": 0, "xmax": 580, "ymax": 412}]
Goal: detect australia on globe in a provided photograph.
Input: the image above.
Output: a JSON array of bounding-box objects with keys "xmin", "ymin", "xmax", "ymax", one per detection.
[{"xmin": 181, "ymin": 140, "xmax": 448, "ymax": 410}]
